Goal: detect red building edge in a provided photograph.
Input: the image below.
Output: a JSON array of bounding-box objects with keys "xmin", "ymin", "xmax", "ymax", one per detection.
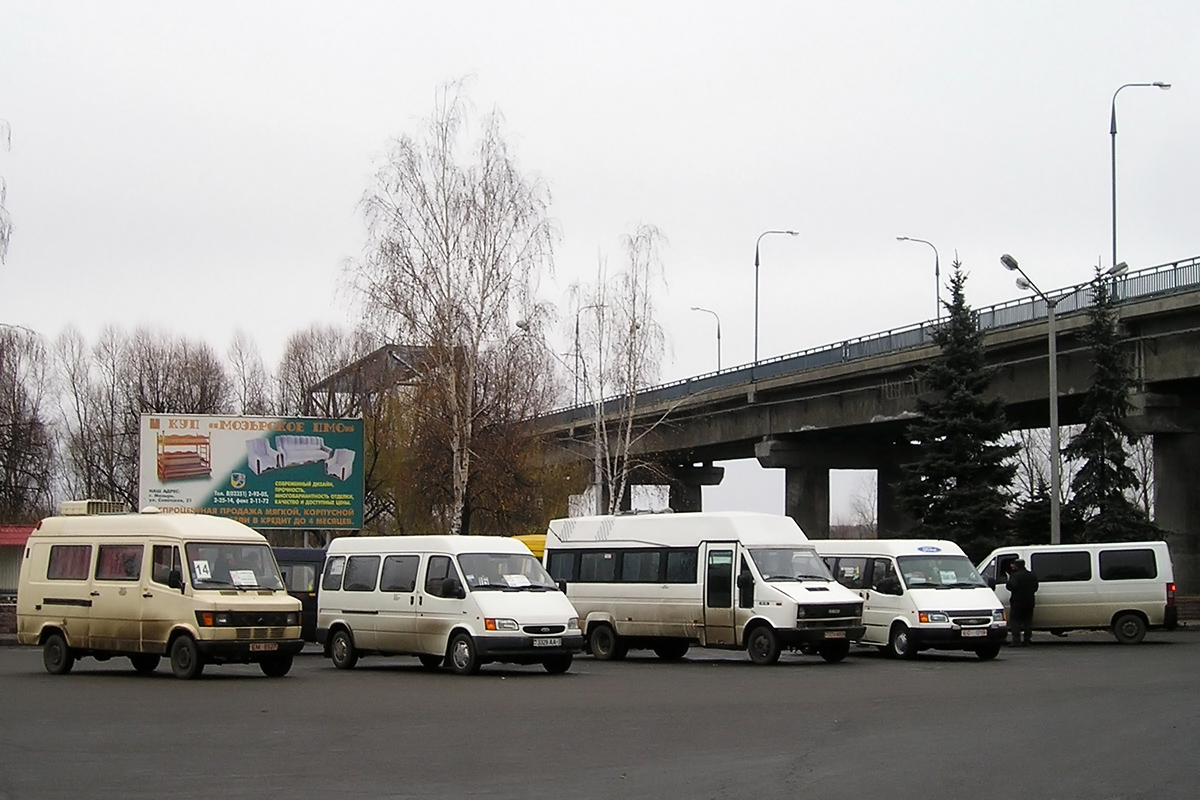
[{"xmin": 0, "ymin": 525, "xmax": 34, "ymax": 547}]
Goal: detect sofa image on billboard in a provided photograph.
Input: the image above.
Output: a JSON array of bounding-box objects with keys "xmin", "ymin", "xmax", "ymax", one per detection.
[
  {"xmin": 246, "ymin": 438, "xmax": 282, "ymax": 475},
  {"xmin": 276, "ymin": 435, "xmax": 333, "ymax": 467}
]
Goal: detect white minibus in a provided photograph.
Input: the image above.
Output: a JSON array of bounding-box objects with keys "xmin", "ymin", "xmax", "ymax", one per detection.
[
  {"xmin": 544, "ymin": 511, "xmax": 866, "ymax": 665},
  {"xmin": 977, "ymin": 541, "xmax": 1177, "ymax": 644},
  {"xmin": 814, "ymin": 539, "xmax": 1007, "ymax": 660},
  {"xmin": 17, "ymin": 504, "xmax": 303, "ymax": 679},
  {"xmin": 317, "ymin": 535, "xmax": 583, "ymax": 675}
]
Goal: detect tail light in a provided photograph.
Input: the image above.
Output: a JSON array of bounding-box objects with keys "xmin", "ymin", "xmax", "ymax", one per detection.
[{"xmin": 1166, "ymin": 582, "xmax": 1176, "ymax": 605}]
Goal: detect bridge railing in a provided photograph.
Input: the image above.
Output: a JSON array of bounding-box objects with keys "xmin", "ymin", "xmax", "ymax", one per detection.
[{"xmin": 543, "ymin": 255, "xmax": 1200, "ymax": 426}]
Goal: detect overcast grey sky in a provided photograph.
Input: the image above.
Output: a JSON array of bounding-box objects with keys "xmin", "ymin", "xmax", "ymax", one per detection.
[{"xmin": 2, "ymin": 1, "xmax": 1197, "ymax": 518}]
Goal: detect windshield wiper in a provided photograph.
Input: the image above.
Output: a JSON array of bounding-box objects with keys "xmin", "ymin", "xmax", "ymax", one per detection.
[{"xmin": 795, "ymin": 573, "xmax": 832, "ymax": 581}]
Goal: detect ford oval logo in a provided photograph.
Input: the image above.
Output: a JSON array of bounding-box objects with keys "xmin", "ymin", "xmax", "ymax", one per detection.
[{"xmin": 917, "ymin": 546, "xmax": 942, "ymax": 553}]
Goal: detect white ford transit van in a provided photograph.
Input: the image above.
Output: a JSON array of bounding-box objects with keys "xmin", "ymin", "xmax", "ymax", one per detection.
[
  {"xmin": 317, "ymin": 535, "xmax": 583, "ymax": 675},
  {"xmin": 977, "ymin": 541, "xmax": 1178, "ymax": 644},
  {"xmin": 544, "ymin": 512, "xmax": 866, "ymax": 665},
  {"xmin": 17, "ymin": 504, "xmax": 303, "ymax": 679},
  {"xmin": 814, "ymin": 539, "xmax": 1007, "ymax": 660}
]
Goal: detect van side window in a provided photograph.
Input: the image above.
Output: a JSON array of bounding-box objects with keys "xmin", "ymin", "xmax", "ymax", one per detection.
[
  {"xmin": 151, "ymin": 545, "xmax": 182, "ymax": 585},
  {"xmin": 620, "ymin": 550, "xmax": 661, "ymax": 582},
  {"xmin": 1030, "ymin": 551, "xmax": 1091, "ymax": 582},
  {"xmin": 705, "ymin": 550, "xmax": 733, "ymax": 608},
  {"xmin": 1099, "ymin": 549, "xmax": 1157, "ymax": 580},
  {"xmin": 579, "ymin": 551, "xmax": 617, "ymax": 582},
  {"xmin": 870, "ymin": 558, "xmax": 898, "ymax": 592},
  {"xmin": 979, "ymin": 559, "xmax": 996, "ymax": 584},
  {"xmin": 832, "ymin": 557, "xmax": 867, "ymax": 590},
  {"xmin": 322, "ymin": 556, "xmax": 346, "ymax": 591},
  {"xmin": 547, "ymin": 551, "xmax": 577, "ymax": 582},
  {"xmin": 380, "ymin": 555, "xmax": 420, "ymax": 592},
  {"xmin": 96, "ymin": 544, "xmax": 143, "ymax": 581},
  {"xmin": 424, "ymin": 555, "xmax": 461, "ymax": 597},
  {"xmin": 343, "ymin": 555, "xmax": 380, "ymax": 592},
  {"xmin": 281, "ymin": 564, "xmax": 317, "ymax": 592},
  {"xmin": 47, "ymin": 545, "xmax": 92, "ymax": 580},
  {"xmin": 664, "ymin": 549, "xmax": 697, "ymax": 583}
]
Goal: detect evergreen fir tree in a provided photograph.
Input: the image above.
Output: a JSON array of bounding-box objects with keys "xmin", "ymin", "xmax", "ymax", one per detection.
[
  {"xmin": 1062, "ymin": 267, "xmax": 1161, "ymax": 542},
  {"xmin": 898, "ymin": 264, "xmax": 1018, "ymax": 561},
  {"xmin": 1010, "ymin": 477, "xmax": 1085, "ymax": 545}
]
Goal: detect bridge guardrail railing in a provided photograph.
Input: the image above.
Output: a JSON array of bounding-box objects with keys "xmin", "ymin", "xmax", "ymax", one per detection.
[{"xmin": 542, "ymin": 255, "xmax": 1200, "ymax": 427}]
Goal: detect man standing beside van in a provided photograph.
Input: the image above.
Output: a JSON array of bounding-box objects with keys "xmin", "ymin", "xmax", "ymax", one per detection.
[{"xmin": 1005, "ymin": 559, "xmax": 1039, "ymax": 646}]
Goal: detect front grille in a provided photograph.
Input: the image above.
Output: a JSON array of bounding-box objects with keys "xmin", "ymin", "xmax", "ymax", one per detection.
[
  {"xmin": 235, "ymin": 626, "xmax": 287, "ymax": 640},
  {"xmin": 796, "ymin": 618, "xmax": 863, "ymax": 630},
  {"xmin": 226, "ymin": 611, "xmax": 293, "ymax": 627},
  {"xmin": 952, "ymin": 617, "xmax": 992, "ymax": 627},
  {"xmin": 522, "ymin": 624, "xmax": 565, "ymax": 635},
  {"xmin": 800, "ymin": 604, "xmax": 862, "ymax": 618}
]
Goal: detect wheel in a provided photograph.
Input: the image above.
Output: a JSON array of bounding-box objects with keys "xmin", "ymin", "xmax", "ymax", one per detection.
[
  {"xmin": 42, "ymin": 633, "xmax": 75, "ymax": 675},
  {"xmin": 543, "ymin": 654, "xmax": 573, "ymax": 674},
  {"xmin": 448, "ymin": 633, "xmax": 481, "ymax": 675},
  {"xmin": 588, "ymin": 625, "xmax": 627, "ymax": 661},
  {"xmin": 259, "ymin": 654, "xmax": 294, "ymax": 677},
  {"xmin": 818, "ymin": 639, "xmax": 851, "ymax": 663},
  {"xmin": 888, "ymin": 625, "xmax": 918, "ymax": 659},
  {"xmin": 329, "ymin": 629, "xmax": 358, "ymax": 670},
  {"xmin": 746, "ymin": 626, "xmax": 781, "ymax": 665},
  {"xmin": 169, "ymin": 636, "xmax": 205, "ymax": 680},
  {"xmin": 130, "ymin": 654, "xmax": 160, "ymax": 674},
  {"xmin": 418, "ymin": 653, "xmax": 444, "ymax": 670},
  {"xmin": 1112, "ymin": 613, "xmax": 1147, "ymax": 645},
  {"xmin": 975, "ymin": 644, "xmax": 1002, "ymax": 661},
  {"xmin": 652, "ymin": 640, "xmax": 690, "ymax": 661}
]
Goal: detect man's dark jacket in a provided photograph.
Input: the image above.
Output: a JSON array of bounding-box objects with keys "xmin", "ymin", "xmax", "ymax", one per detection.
[{"xmin": 1006, "ymin": 567, "xmax": 1039, "ymax": 610}]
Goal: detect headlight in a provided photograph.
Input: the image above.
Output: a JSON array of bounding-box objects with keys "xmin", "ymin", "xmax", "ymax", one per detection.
[
  {"xmin": 484, "ymin": 618, "xmax": 519, "ymax": 631},
  {"xmin": 286, "ymin": 612, "xmax": 299, "ymax": 626},
  {"xmin": 993, "ymin": 609, "xmax": 1007, "ymax": 622},
  {"xmin": 796, "ymin": 607, "xmax": 806, "ymax": 618},
  {"xmin": 568, "ymin": 617, "xmax": 580, "ymax": 631},
  {"xmin": 196, "ymin": 611, "xmax": 232, "ymax": 627},
  {"xmin": 918, "ymin": 611, "xmax": 949, "ymax": 624}
]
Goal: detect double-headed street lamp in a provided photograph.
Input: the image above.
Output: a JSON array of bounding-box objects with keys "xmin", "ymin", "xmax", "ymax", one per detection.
[
  {"xmin": 754, "ymin": 229, "xmax": 800, "ymax": 366},
  {"xmin": 690, "ymin": 306, "xmax": 722, "ymax": 372},
  {"xmin": 1111, "ymin": 81, "xmax": 1170, "ymax": 271},
  {"xmin": 1000, "ymin": 254, "xmax": 1128, "ymax": 545},
  {"xmin": 897, "ymin": 236, "xmax": 941, "ymax": 322}
]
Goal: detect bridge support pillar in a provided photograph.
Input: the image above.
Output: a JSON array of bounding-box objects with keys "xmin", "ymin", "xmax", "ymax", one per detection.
[
  {"xmin": 665, "ymin": 463, "xmax": 725, "ymax": 512},
  {"xmin": 877, "ymin": 461, "xmax": 913, "ymax": 537},
  {"xmin": 785, "ymin": 467, "xmax": 831, "ymax": 538}
]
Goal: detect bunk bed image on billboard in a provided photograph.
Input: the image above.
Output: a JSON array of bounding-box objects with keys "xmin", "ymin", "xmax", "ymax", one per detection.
[{"xmin": 156, "ymin": 433, "xmax": 212, "ymax": 482}]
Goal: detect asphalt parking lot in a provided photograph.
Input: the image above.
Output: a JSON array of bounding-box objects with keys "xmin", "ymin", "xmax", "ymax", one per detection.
[{"xmin": 1, "ymin": 630, "xmax": 1198, "ymax": 800}]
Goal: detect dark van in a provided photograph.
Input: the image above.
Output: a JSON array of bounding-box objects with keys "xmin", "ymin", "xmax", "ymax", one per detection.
[{"xmin": 273, "ymin": 547, "xmax": 326, "ymax": 642}]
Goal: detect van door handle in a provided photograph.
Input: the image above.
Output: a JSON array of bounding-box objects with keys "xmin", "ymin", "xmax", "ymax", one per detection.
[
  {"xmin": 143, "ymin": 591, "xmax": 154, "ymax": 598},
  {"xmin": 90, "ymin": 591, "xmax": 100, "ymax": 596},
  {"xmin": 409, "ymin": 596, "xmax": 414, "ymax": 606}
]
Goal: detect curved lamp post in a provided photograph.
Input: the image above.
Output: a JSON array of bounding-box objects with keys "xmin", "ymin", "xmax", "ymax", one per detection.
[
  {"xmin": 897, "ymin": 236, "xmax": 941, "ymax": 322},
  {"xmin": 1111, "ymin": 82, "xmax": 1170, "ymax": 271},
  {"xmin": 690, "ymin": 306, "xmax": 722, "ymax": 372},
  {"xmin": 754, "ymin": 230, "xmax": 800, "ymax": 367}
]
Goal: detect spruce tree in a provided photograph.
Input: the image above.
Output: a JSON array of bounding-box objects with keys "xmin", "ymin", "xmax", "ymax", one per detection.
[
  {"xmin": 898, "ymin": 264, "xmax": 1018, "ymax": 561},
  {"xmin": 1062, "ymin": 267, "xmax": 1160, "ymax": 542}
]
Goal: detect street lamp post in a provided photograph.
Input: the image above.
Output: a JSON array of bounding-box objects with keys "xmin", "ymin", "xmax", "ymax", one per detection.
[
  {"xmin": 1111, "ymin": 81, "xmax": 1170, "ymax": 270},
  {"xmin": 573, "ymin": 303, "xmax": 603, "ymax": 406},
  {"xmin": 897, "ymin": 236, "xmax": 941, "ymax": 321},
  {"xmin": 690, "ymin": 306, "xmax": 722, "ymax": 372},
  {"xmin": 754, "ymin": 229, "xmax": 800, "ymax": 366}
]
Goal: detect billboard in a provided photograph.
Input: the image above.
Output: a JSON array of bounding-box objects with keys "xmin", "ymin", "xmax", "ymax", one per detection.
[{"xmin": 139, "ymin": 414, "xmax": 364, "ymax": 530}]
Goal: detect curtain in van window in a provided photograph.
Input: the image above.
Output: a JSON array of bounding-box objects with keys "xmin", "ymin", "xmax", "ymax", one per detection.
[
  {"xmin": 96, "ymin": 545, "xmax": 143, "ymax": 581},
  {"xmin": 47, "ymin": 545, "xmax": 92, "ymax": 581}
]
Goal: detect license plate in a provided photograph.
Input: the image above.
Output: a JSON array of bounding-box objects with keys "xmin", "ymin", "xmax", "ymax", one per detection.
[
  {"xmin": 961, "ymin": 629, "xmax": 987, "ymax": 638},
  {"xmin": 824, "ymin": 631, "xmax": 846, "ymax": 639},
  {"xmin": 532, "ymin": 637, "xmax": 561, "ymax": 648},
  {"xmin": 249, "ymin": 643, "xmax": 278, "ymax": 652}
]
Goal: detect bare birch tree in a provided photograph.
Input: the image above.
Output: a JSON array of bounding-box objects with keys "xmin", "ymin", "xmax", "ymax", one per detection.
[
  {"xmin": 351, "ymin": 83, "xmax": 554, "ymax": 535},
  {"xmin": 227, "ymin": 331, "xmax": 274, "ymax": 415},
  {"xmin": 0, "ymin": 324, "xmax": 55, "ymax": 521},
  {"xmin": 1, "ymin": 120, "xmax": 11, "ymax": 265}
]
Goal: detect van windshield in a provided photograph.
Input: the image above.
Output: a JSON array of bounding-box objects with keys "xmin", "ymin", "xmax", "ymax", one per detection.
[
  {"xmin": 457, "ymin": 553, "xmax": 558, "ymax": 591},
  {"xmin": 185, "ymin": 542, "xmax": 285, "ymax": 591},
  {"xmin": 897, "ymin": 555, "xmax": 987, "ymax": 589},
  {"xmin": 748, "ymin": 547, "xmax": 833, "ymax": 582}
]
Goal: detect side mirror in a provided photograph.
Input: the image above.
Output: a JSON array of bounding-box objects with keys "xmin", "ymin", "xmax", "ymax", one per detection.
[
  {"xmin": 556, "ymin": 579, "xmax": 568, "ymax": 593},
  {"xmin": 736, "ymin": 572, "xmax": 755, "ymax": 592},
  {"xmin": 443, "ymin": 577, "xmax": 466, "ymax": 599},
  {"xmin": 876, "ymin": 577, "xmax": 901, "ymax": 596},
  {"xmin": 167, "ymin": 569, "xmax": 184, "ymax": 592},
  {"xmin": 987, "ymin": 578, "xmax": 997, "ymax": 590}
]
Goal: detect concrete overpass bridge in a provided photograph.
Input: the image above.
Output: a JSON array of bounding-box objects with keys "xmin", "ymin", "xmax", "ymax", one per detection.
[{"xmin": 538, "ymin": 255, "xmax": 1200, "ymax": 588}]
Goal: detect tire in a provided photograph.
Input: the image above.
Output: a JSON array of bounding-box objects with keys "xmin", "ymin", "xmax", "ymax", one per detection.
[
  {"xmin": 818, "ymin": 639, "xmax": 851, "ymax": 664},
  {"xmin": 975, "ymin": 644, "xmax": 1001, "ymax": 661},
  {"xmin": 42, "ymin": 633, "xmax": 75, "ymax": 675},
  {"xmin": 588, "ymin": 624, "xmax": 627, "ymax": 661},
  {"xmin": 448, "ymin": 632, "xmax": 481, "ymax": 675},
  {"xmin": 543, "ymin": 654, "xmax": 573, "ymax": 674},
  {"xmin": 259, "ymin": 654, "xmax": 293, "ymax": 678},
  {"xmin": 888, "ymin": 625, "xmax": 918, "ymax": 659},
  {"xmin": 1112, "ymin": 613, "xmax": 1147, "ymax": 645},
  {"xmin": 418, "ymin": 654, "xmax": 444, "ymax": 670},
  {"xmin": 130, "ymin": 654, "xmax": 161, "ymax": 674},
  {"xmin": 652, "ymin": 640, "xmax": 690, "ymax": 661},
  {"xmin": 746, "ymin": 625, "xmax": 781, "ymax": 665},
  {"xmin": 330, "ymin": 629, "xmax": 358, "ymax": 670},
  {"xmin": 169, "ymin": 636, "xmax": 205, "ymax": 680}
]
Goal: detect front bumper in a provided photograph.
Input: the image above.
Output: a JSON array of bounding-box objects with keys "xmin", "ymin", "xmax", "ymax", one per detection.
[
  {"xmin": 911, "ymin": 626, "xmax": 1007, "ymax": 650},
  {"xmin": 195, "ymin": 638, "xmax": 305, "ymax": 663},
  {"xmin": 474, "ymin": 633, "xmax": 585, "ymax": 663},
  {"xmin": 778, "ymin": 626, "xmax": 867, "ymax": 647}
]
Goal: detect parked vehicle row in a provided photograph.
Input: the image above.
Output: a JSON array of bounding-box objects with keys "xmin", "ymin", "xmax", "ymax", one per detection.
[{"xmin": 15, "ymin": 505, "xmax": 1179, "ymax": 680}]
